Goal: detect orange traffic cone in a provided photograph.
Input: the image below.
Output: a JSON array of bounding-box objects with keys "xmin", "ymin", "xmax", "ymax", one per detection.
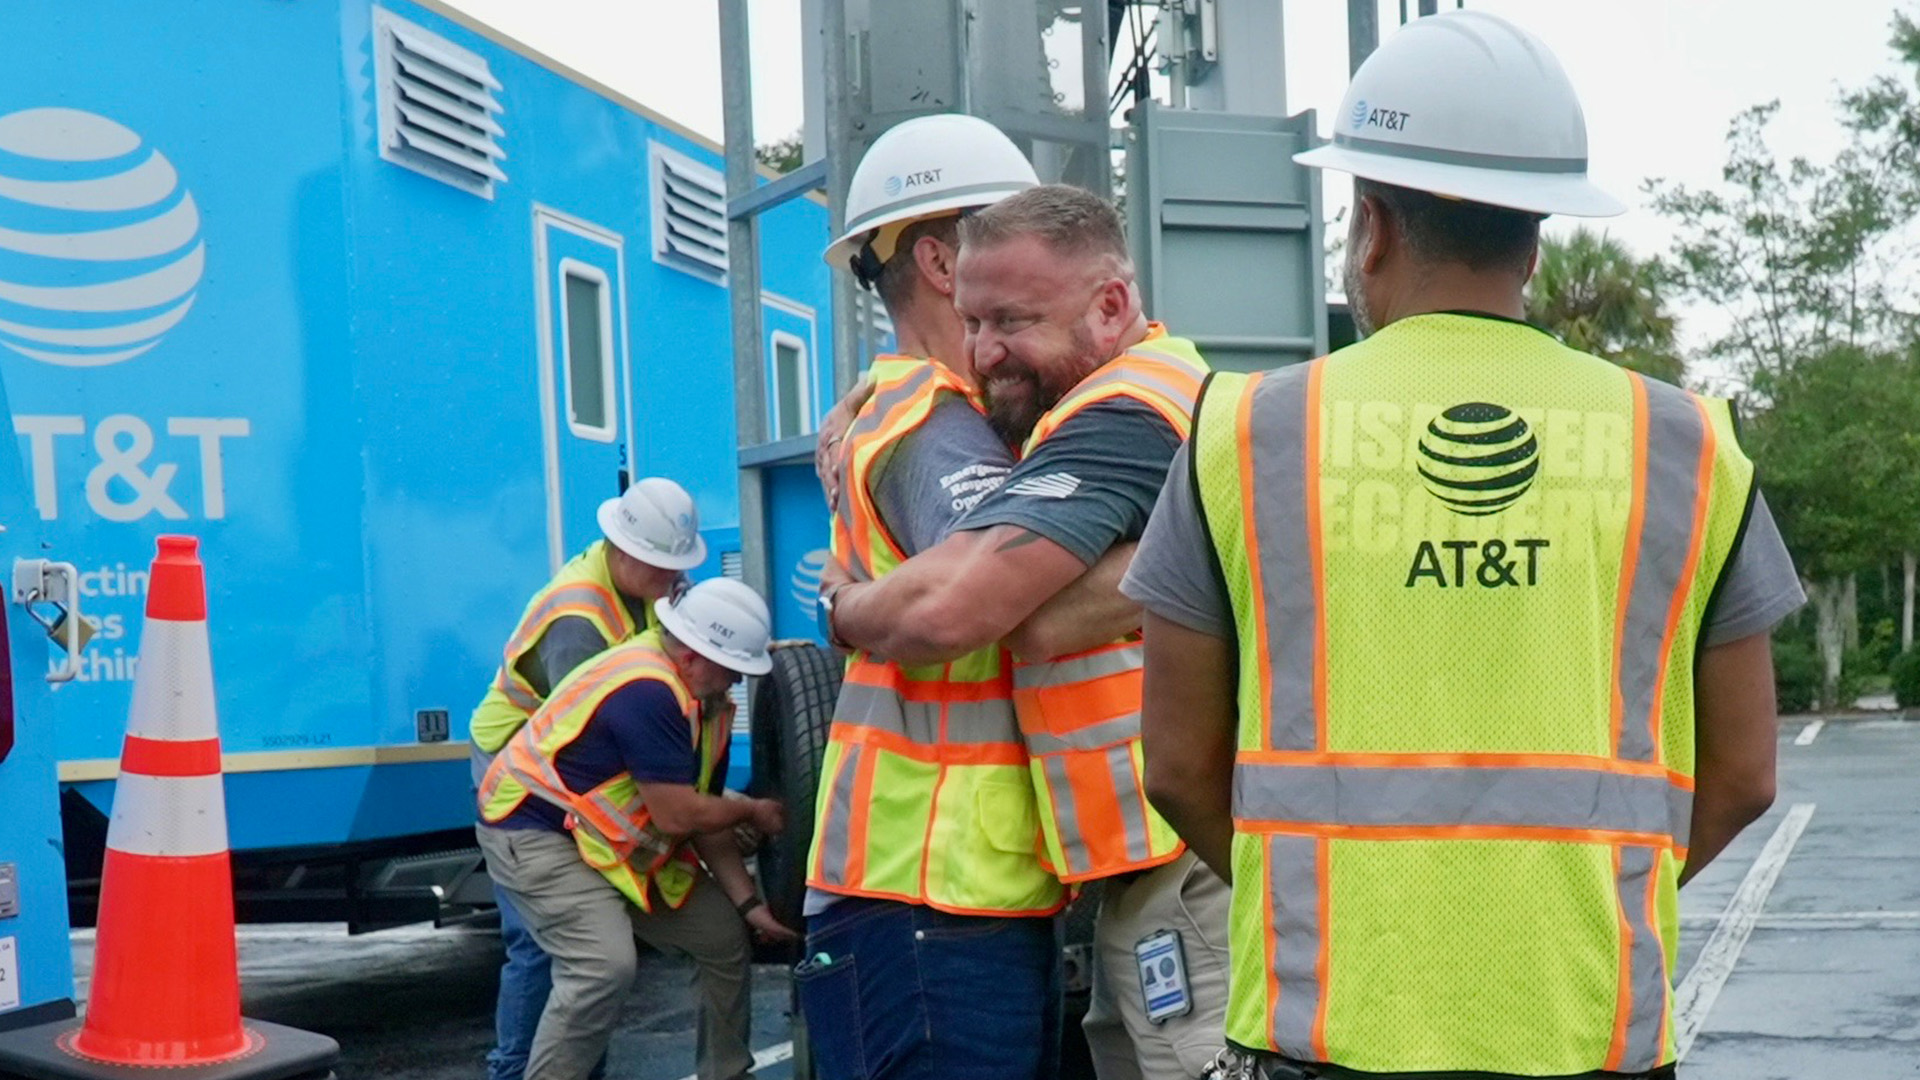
[
  {"xmin": 70, "ymin": 535, "xmax": 247, "ymax": 1065},
  {"xmin": 0, "ymin": 536, "xmax": 337, "ymax": 1080}
]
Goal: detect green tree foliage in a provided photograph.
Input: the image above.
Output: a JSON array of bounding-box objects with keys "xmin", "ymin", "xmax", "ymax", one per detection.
[
  {"xmin": 1744, "ymin": 344, "xmax": 1920, "ymax": 705},
  {"xmin": 1648, "ymin": 102, "xmax": 1909, "ymax": 386},
  {"xmin": 1525, "ymin": 228, "xmax": 1685, "ymax": 384},
  {"xmin": 755, "ymin": 132, "xmax": 804, "ymax": 175},
  {"xmin": 1653, "ymin": 8, "xmax": 1920, "ymax": 705}
]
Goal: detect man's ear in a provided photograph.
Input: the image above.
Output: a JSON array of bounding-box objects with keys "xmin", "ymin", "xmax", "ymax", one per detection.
[
  {"xmin": 1093, "ymin": 275, "xmax": 1132, "ymax": 327},
  {"xmin": 914, "ymin": 234, "xmax": 956, "ymax": 297},
  {"xmin": 1357, "ymin": 194, "xmax": 1393, "ymax": 275}
]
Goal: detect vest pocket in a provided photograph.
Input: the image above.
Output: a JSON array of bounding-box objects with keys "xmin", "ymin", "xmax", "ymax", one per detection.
[{"xmin": 977, "ymin": 776, "xmax": 1041, "ymax": 854}]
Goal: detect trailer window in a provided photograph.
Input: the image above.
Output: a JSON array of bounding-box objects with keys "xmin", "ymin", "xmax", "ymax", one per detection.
[
  {"xmin": 771, "ymin": 332, "xmax": 811, "ymax": 441},
  {"xmin": 560, "ymin": 262, "xmax": 614, "ymax": 440}
]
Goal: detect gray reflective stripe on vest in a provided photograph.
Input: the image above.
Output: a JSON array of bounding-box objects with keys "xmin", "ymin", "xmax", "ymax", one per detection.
[
  {"xmin": 1233, "ymin": 762, "xmax": 1690, "ymax": 846},
  {"xmin": 1266, "ymin": 834, "xmax": 1323, "ymax": 1059},
  {"xmin": 1041, "ymin": 755, "xmax": 1090, "ymax": 877},
  {"xmin": 1039, "ymin": 741, "xmax": 1154, "ymax": 873},
  {"xmin": 834, "ymin": 680, "xmax": 1021, "ymax": 745},
  {"xmin": 497, "ymin": 677, "xmax": 541, "ymax": 713},
  {"xmin": 1108, "ymin": 743, "xmax": 1152, "ymax": 863},
  {"xmin": 1246, "ymin": 365, "xmax": 1321, "ymax": 751},
  {"xmin": 1617, "ymin": 382, "xmax": 1709, "ymax": 762},
  {"xmin": 811, "ymin": 744, "xmax": 862, "ymax": 887},
  {"xmin": 1022, "ymin": 711, "xmax": 1142, "ymax": 755},
  {"xmin": 1060, "ymin": 359, "xmax": 1199, "ymax": 418},
  {"xmin": 1012, "ymin": 643, "xmax": 1142, "ymax": 690},
  {"xmin": 1615, "ymin": 844, "xmax": 1668, "ymax": 1072}
]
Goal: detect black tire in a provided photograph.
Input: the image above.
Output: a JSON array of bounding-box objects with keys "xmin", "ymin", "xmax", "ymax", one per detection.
[{"xmin": 750, "ymin": 641, "xmax": 840, "ymax": 954}]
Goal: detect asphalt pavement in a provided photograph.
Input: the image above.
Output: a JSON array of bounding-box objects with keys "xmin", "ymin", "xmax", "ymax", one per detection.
[{"xmin": 65, "ymin": 713, "xmax": 1920, "ymax": 1079}]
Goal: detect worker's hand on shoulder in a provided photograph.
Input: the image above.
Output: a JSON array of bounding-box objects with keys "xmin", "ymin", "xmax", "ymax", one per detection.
[
  {"xmin": 745, "ymin": 902, "xmax": 800, "ymax": 944},
  {"xmin": 749, "ymin": 797, "xmax": 787, "ymax": 837},
  {"xmin": 815, "ymin": 374, "xmax": 874, "ymax": 511}
]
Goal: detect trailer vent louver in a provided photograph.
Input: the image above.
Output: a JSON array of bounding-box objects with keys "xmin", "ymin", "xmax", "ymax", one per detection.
[
  {"xmin": 374, "ymin": 9, "xmax": 507, "ymax": 198},
  {"xmin": 650, "ymin": 144, "xmax": 729, "ymax": 283}
]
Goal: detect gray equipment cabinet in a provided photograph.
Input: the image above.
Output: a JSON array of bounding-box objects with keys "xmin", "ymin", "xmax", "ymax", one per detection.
[{"xmin": 1125, "ymin": 100, "xmax": 1328, "ymax": 373}]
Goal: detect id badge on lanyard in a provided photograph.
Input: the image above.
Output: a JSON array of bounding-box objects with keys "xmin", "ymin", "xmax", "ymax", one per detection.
[{"xmin": 1135, "ymin": 928, "xmax": 1193, "ymax": 1023}]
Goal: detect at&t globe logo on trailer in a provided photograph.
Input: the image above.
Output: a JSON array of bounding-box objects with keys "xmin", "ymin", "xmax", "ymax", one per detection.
[{"xmin": 0, "ymin": 107, "xmax": 204, "ymax": 367}]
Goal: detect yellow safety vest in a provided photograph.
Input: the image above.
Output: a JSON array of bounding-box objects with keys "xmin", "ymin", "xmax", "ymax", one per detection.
[
  {"xmin": 806, "ymin": 356, "xmax": 1063, "ymax": 916},
  {"xmin": 1193, "ymin": 313, "xmax": 1753, "ymax": 1075},
  {"xmin": 1013, "ymin": 324, "xmax": 1205, "ymax": 883},
  {"xmin": 470, "ymin": 541, "xmax": 656, "ymax": 756},
  {"xmin": 477, "ymin": 630, "xmax": 725, "ymax": 912}
]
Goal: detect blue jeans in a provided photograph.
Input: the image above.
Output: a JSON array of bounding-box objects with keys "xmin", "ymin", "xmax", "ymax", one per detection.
[
  {"xmin": 797, "ymin": 898, "xmax": 1060, "ymax": 1080},
  {"xmin": 488, "ymin": 883, "xmax": 606, "ymax": 1080}
]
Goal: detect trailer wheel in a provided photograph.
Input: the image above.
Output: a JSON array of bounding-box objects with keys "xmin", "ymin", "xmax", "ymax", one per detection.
[{"xmin": 751, "ymin": 641, "xmax": 840, "ymax": 947}]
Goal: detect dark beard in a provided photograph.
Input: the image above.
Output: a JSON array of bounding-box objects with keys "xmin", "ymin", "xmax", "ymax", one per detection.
[{"xmin": 986, "ymin": 392, "xmax": 1044, "ymax": 446}]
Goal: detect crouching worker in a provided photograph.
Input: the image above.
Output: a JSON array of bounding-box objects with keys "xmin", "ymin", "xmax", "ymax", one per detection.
[{"xmin": 477, "ymin": 578, "xmax": 798, "ymax": 1080}]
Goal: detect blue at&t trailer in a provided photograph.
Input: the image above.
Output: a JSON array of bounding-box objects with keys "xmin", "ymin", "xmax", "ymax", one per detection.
[{"xmin": 0, "ymin": 0, "xmax": 839, "ymax": 932}]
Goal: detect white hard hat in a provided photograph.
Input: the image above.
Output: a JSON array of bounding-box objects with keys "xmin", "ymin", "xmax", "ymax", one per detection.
[
  {"xmin": 823, "ymin": 113, "xmax": 1040, "ymax": 277},
  {"xmin": 597, "ymin": 478, "xmax": 707, "ymax": 571},
  {"xmin": 655, "ymin": 578, "xmax": 773, "ymax": 676},
  {"xmin": 1294, "ymin": 10, "xmax": 1623, "ymax": 218}
]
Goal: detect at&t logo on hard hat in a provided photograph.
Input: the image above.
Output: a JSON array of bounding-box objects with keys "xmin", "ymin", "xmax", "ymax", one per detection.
[
  {"xmin": 0, "ymin": 108, "xmax": 204, "ymax": 368},
  {"xmin": 1349, "ymin": 99, "xmax": 1371, "ymax": 130},
  {"xmin": 883, "ymin": 175, "xmax": 903, "ymax": 197},
  {"xmin": 1416, "ymin": 402, "xmax": 1539, "ymax": 516}
]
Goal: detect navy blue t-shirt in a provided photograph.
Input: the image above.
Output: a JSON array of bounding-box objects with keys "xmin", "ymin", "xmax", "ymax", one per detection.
[{"xmin": 495, "ymin": 679, "xmax": 729, "ymax": 833}]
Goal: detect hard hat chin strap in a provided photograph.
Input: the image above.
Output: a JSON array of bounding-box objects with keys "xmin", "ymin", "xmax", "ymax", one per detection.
[
  {"xmin": 850, "ymin": 239, "xmax": 885, "ymax": 292},
  {"xmin": 849, "ymin": 208, "xmax": 973, "ymax": 293}
]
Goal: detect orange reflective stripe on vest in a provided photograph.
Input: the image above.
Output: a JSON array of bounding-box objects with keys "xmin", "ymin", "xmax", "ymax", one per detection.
[{"xmin": 1013, "ymin": 326, "xmax": 1207, "ymax": 882}]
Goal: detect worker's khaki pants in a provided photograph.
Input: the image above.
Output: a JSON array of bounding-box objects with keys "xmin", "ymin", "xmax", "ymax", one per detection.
[
  {"xmin": 478, "ymin": 825, "xmax": 754, "ymax": 1080},
  {"xmin": 1084, "ymin": 851, "xmax": 1232, "ymax": 1079}
]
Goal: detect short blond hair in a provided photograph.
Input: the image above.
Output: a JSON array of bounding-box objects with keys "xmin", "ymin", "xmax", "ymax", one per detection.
[{"xmin": 958, "ymin": 184, "xmax": 1131, "ymax": 271}]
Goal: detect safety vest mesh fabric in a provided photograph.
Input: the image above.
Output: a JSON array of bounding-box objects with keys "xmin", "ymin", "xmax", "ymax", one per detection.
[
  {"xmin": 1191, "ymin": 314, "xmax": 1754, "ymax": 1075},
  {"xmin": 477, "ymin": 630, "xmax": 724, "ymax": 913},
  {"xmin": 807, "ymin": 356, "xmax": 1063, "ymax": 916},
  {"xmin": 470, "ymin": 541, "xmax": 654, "ymax": 755},
  {"xmin": 1015, "ymin": 326, "xmax": 1207, "ymax": 883}
]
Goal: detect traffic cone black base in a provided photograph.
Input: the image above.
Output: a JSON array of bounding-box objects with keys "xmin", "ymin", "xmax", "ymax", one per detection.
[{"xmin": 0, "ymin": 1018, "xmax": 337, "ymax": 1080}]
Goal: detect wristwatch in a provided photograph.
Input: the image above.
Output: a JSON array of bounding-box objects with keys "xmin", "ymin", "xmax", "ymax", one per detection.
[
  {"xmin": 736, "ymin": 894, "xmax": 767, "ymax": 917},
  {"xmin": 816, "ymin": 582, "xmax": 853, "ymax": 650}
]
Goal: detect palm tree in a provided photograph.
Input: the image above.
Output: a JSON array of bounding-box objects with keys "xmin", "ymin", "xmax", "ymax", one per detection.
[{"xmin": 1526, "ymin": 228, "xmax": 1687, "ymax": 384}]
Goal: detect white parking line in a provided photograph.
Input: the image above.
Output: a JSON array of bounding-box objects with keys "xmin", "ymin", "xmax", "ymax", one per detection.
[
  {"xmin": 676, "ymin": 1041, "xmax": 793, "ymax": 1080},
  {"xmin": 1671, "ymin": 803, "xmax": 1816, "ymax": 1060},
  {"xmin": 1792, "ymin": 719, "xmax": 1824, "ymax": 746},
  {"xmin": 1681, "ymin": 910, "xmax": 1920, "ymax": 928}
]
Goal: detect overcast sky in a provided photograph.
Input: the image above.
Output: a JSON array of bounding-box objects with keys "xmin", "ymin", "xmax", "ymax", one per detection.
[{"xmin": 447, "ymin": 0, "xmax": 1909, "ymax": 358}]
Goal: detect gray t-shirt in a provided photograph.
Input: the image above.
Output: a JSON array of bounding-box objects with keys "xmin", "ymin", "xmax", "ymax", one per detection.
[
  {"xmin": 869, "ymin": 395, "xmax": 1015, "ymax": 556},
  {"xmin": 958, "ymin": 399, "xmax": 1183, "ymax": 562},
  {"xmin": 516, "ymin": 589, "xmax": 655, "ymax": 697},
  {"xmin": 1121, "ymin": 441, "xmax": 1806, "ymax": 647}
]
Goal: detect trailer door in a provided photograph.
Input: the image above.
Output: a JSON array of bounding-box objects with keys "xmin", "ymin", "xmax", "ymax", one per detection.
[{"xmin": 533, "ymin": 209, "xmax": 631, "ymax": 571}]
